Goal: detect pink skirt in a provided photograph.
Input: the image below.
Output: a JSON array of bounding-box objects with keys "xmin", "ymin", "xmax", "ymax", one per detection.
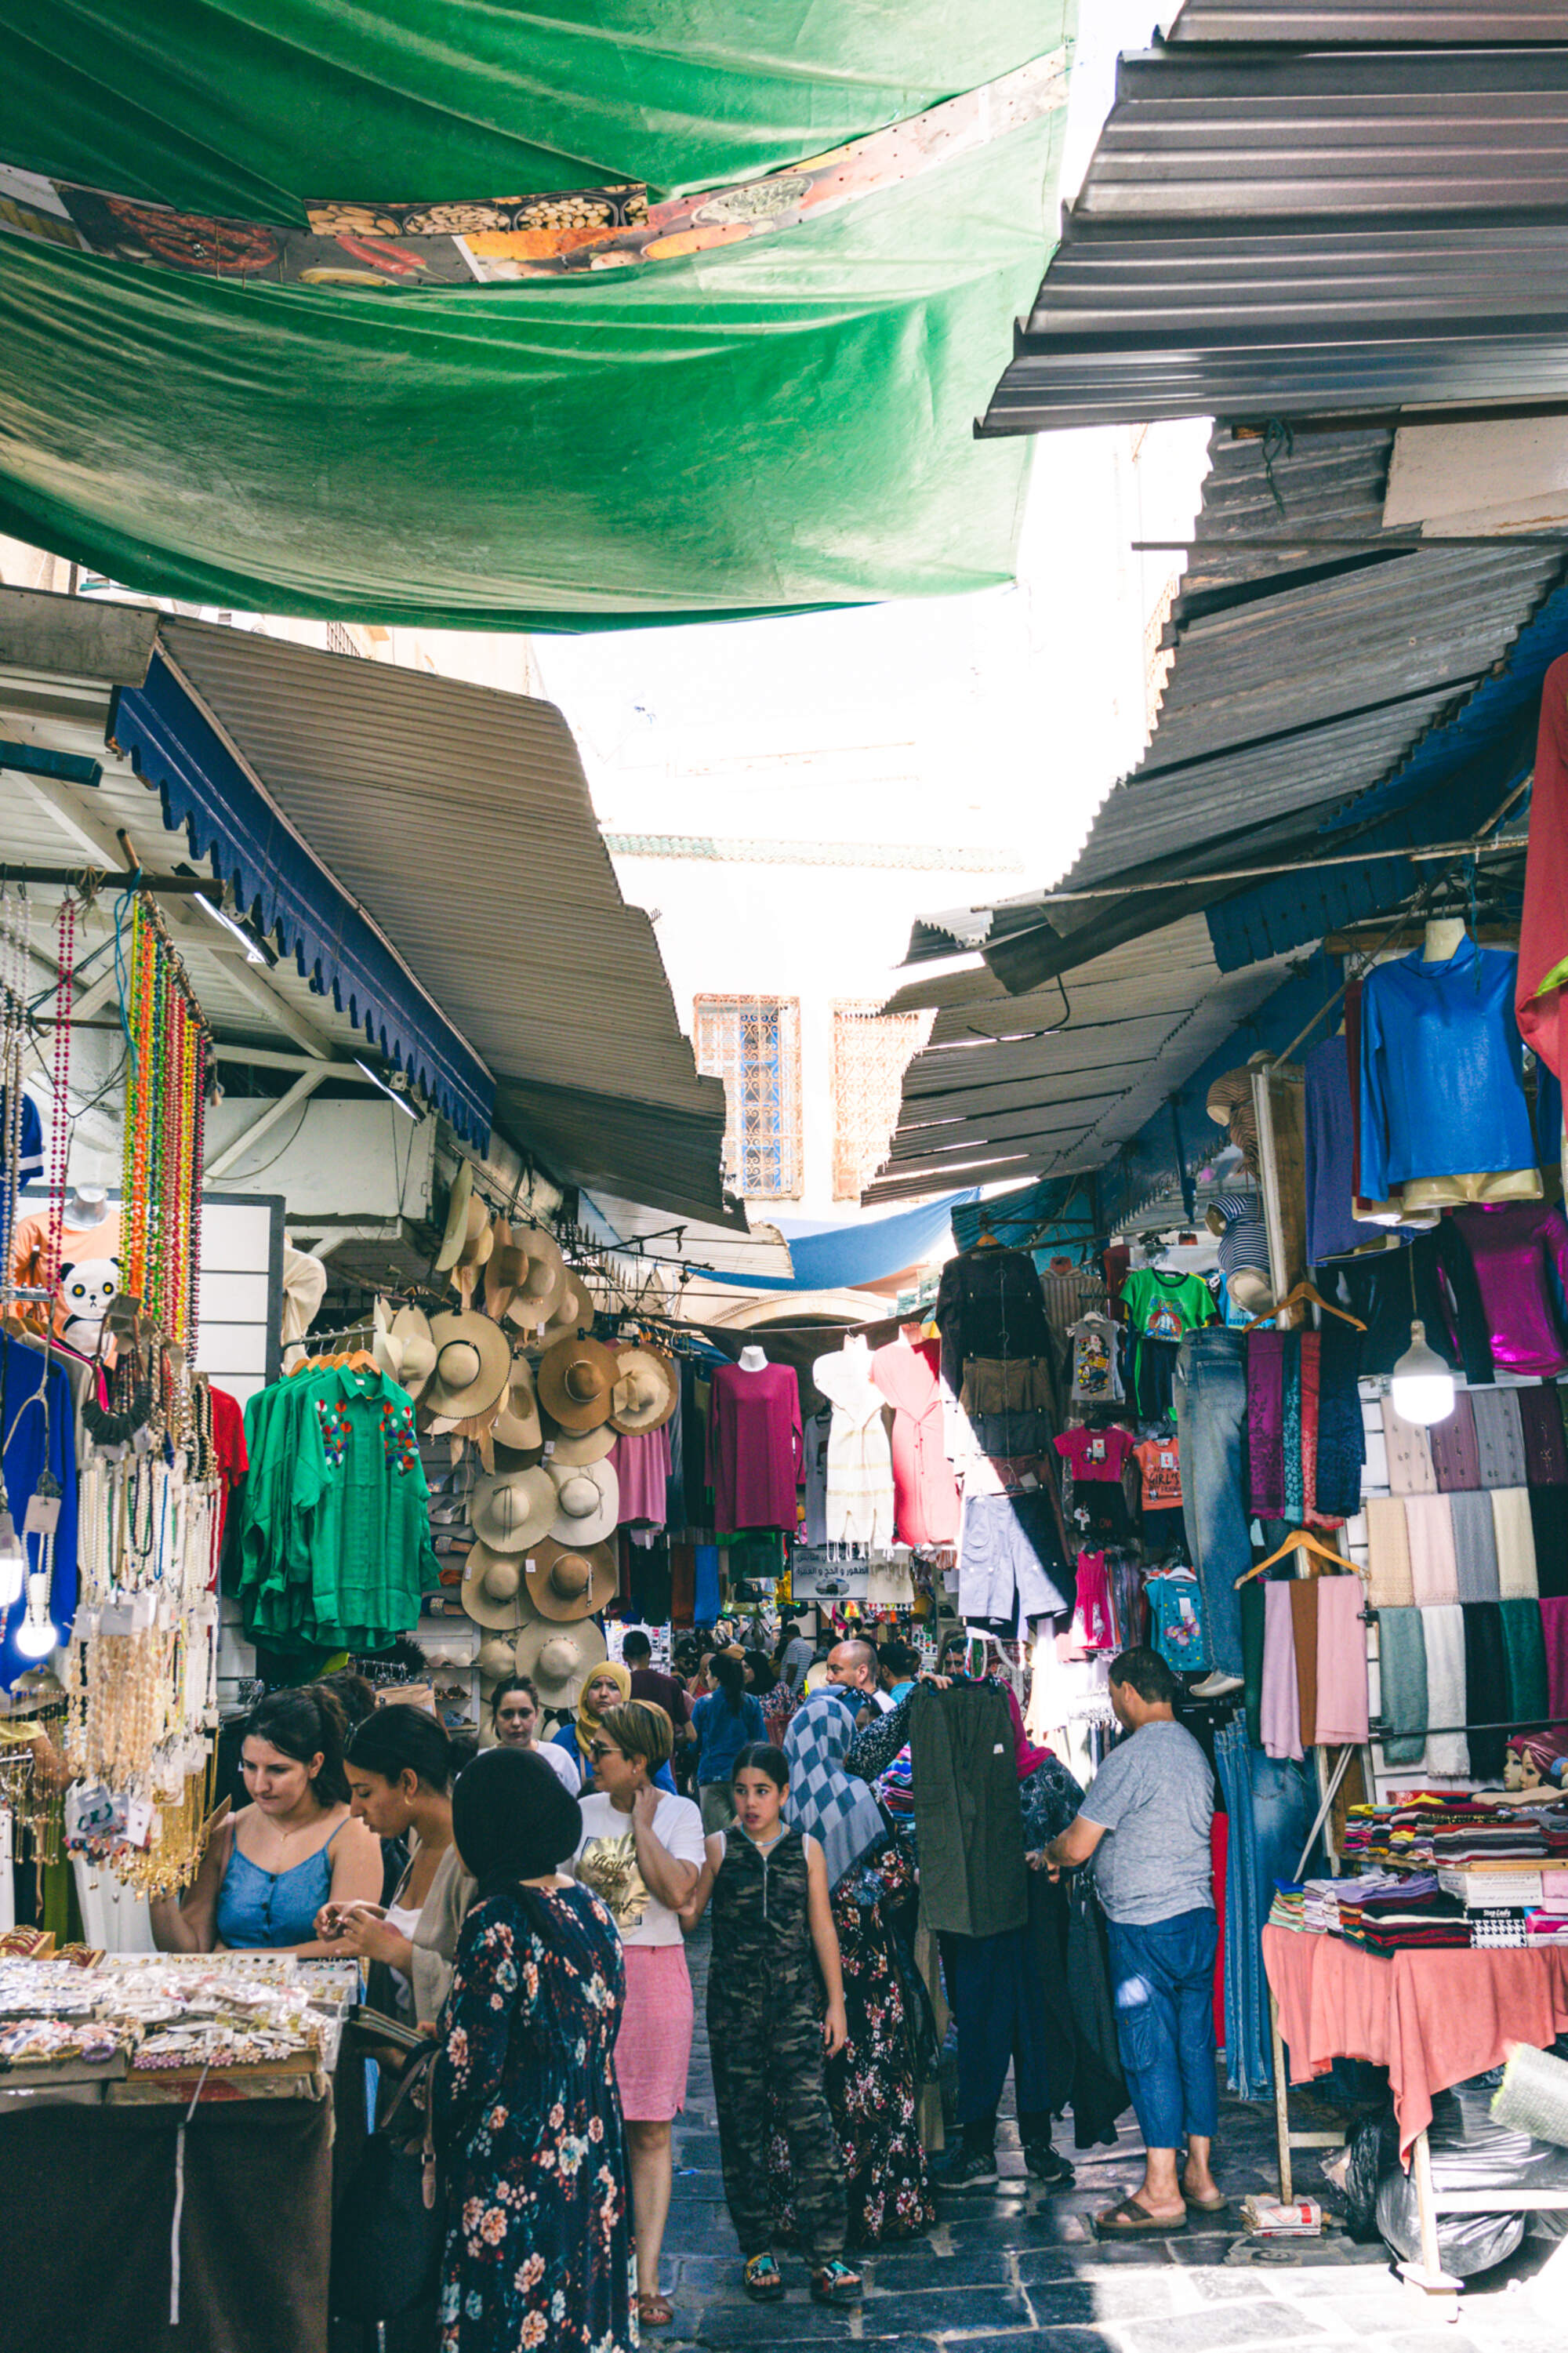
[{"xmin": 615, "ymin": 1941, "xmax": 693, "ymax": 2122}]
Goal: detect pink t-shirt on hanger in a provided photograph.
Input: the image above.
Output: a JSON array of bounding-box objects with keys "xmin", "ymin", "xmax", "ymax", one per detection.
[{"xmin": 1054, "ymin": 1425, "xmax": 1134, "ymax": 1483}]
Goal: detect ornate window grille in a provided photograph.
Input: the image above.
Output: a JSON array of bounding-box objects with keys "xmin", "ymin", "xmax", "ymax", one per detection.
[
  {"xmin": 694, "ymin": 995, "xmax": 802, "ymax": 1198},
  {"xmin": 830, "ymin": 1002, "xmax": 935, "ymax": 1202}
]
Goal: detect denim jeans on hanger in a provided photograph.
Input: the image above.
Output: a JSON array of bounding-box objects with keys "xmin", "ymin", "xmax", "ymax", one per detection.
[
  {"xmin": 1174, "ymin": 1329, "xmax": 1250, "ymax": 1679},
  {"xmin": 1213, "ymin": 1718, "xmax": 1274, "ymax": 2099}
]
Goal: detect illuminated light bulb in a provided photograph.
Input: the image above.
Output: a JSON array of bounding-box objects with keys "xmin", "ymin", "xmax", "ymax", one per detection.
[
  {"xmin": 0, "ymin": 1531, "xmax": 23, "ymax": 1610},
  {"xmin": 1391, "ymin": 1320, "xmax": 1456, "ymax": 1429},
  {"xmin": 13, "ymin": 1570, "xmax": 59, "ymax": 1658}
]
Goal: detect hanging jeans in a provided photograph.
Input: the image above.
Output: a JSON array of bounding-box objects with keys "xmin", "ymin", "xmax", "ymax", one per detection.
[
  {"xmin": 1174, "ymin": 1330, "xmax": 1250, "ymax": 1678},
  {"xmin": 1105, "ymin": 1908, "xmax": 1220, "ymax": 2151},
  {"xmin": 1210, "ymin": 1719, "xmax": 1281, "ymax": 2100},
  {"xmin": 938, "ymin": 1923, "xmax": 1054, "ymax": 2137}
]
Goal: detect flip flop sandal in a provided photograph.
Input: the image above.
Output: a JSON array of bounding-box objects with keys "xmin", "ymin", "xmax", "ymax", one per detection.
[
  {"xmin": 742, "ymin": 2255, "xmax": 785, "ymax": 2301},
  {"xmin": 810, "ymin": 2260, "xmax": 864, "ymax": 2305},
  {"xmin": 637, "ymin": 2292, "xmax": 674, "ymax": 2329},
  {"xmin": 1095, "ymin": 2198, "xmax": 1188, "ymax": 2237}
]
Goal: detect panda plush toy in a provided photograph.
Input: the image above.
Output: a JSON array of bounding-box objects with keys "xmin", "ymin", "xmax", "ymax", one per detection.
[{"xmin": 56, "ymin": 1258, "xmax": 121, "ymax": 1353}]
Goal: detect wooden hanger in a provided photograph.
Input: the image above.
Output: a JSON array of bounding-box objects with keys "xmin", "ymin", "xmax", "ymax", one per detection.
[
  {"xmin": 1242, "ymin": 1280, "xmax": 1367, "ymax": 1334},
  {"xmin": 1235, "ymin": 1527, "xmax": 1354, "ymax": 1589}
]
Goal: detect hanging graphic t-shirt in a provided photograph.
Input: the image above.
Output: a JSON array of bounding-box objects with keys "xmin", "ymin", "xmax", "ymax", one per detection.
[
  {"xmin": 1054, "ymin": 1425, "xmax": 1135, "ymax": 1483},
  {"xmin": 1145, "ymin": 1570, "xmax": 1210, "ymax": 1673},
  {"xmin": 1069, "ymin": 1312, "xmax": 1124, "ymax": 1405},
  {"xmin": 1134, "ymin": 1437, "xmax": 1184, "ymax": 1511},
  {"xmin": 1120, "ymin": 1268, "xmax": 1217, "ymax": 1344}
]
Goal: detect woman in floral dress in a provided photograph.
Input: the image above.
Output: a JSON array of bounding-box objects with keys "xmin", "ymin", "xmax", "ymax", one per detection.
[
  {"xmin": 771, "ymin": 1693, "xmax": 935, "ymax": 2246},
  {"xmin": 433, "ymin": 1747, "xmax": 636, "ymax": 2353}
]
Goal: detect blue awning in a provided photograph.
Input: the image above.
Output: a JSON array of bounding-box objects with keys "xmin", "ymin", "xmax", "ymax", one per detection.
[
  {"xmin": 111, "ymin": 650, "xmax": 495, "ymax": 1148},
  {"xmin": 694, "ymin": 1189, "xmax": 976, "ymax": 1291}
]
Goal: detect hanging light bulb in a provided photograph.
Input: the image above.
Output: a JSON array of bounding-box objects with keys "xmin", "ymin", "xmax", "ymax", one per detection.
[
  {"xmin": 1392, "ymin": 1320, "xmax": 1455, "ymax": 1428},
  {"xmin": 13, "ymin": 1571, "xmax": 58, "ymax": 1658}
]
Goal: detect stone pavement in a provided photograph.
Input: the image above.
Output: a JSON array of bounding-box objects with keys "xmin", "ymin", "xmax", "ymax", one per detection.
[{"xmin": 658, "ymin": 1926, "xmax": 1555, "ymax": 2353}]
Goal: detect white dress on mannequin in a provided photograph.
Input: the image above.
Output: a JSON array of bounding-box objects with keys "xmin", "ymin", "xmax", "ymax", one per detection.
[{"xmin": 811, "ymin": 1335, "xmax": 895, "ymax": 1549}]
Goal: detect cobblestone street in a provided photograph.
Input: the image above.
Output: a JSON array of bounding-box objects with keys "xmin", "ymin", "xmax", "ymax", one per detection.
[{"xmin": 658, "ymin": 1928, "xmax": 1556, "ymax": 2353}]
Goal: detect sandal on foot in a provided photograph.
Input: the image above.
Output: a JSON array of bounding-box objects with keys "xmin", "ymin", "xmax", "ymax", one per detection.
[
  {"xmin": 638, "ymin": 2291, "xmax": 674, "ymax": 2329},
  {"xmin": 1185, "ymin": 2191, "xmax": 1229, "ymax": 2213},
  {"xmin": 810, "ymin": 2260, "xmax": 863, "ymax": 2305},
  {"xmin": 1095, "ymin": 2197, "xmax": 1187, "ymax": 2237},
  {"xmin": 742, "ymin": 2254, "xmax": 785, "ymax": 2301}
]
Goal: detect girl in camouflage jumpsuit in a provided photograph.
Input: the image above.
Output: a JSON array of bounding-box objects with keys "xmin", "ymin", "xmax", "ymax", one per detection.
[{"xmin": 703, "ymin": 1742, "xmax": 863, "ymax": 2307}]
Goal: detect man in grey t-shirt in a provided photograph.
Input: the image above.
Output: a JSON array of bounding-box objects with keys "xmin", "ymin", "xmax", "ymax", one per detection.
[{"xmin": 1040, "ymin": 1647, "xmax": 1221, "ymax": 2236}]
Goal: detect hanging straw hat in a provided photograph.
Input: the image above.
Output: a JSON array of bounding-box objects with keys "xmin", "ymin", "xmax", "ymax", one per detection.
[
  {"xmin": 526, "ymin": 1538, "xmax": 619, "ymax": 1623},
  {"xmin": 375, "ymin": 1304, "xmax": 437, "ymax": 1400},
  {"xmin": 485, "ymin": 1220, "xmax": 566, "ymax": 1332},
  {"xmin": 434, "ymin": 1162, "xmax": 475, "ymax": 1273},
  {"xmin": 541, "ymin": 1417, "xmax": 615, "ymax": 1468},
  {"xmin": 539, "ymin": 1269, "xmax": 595, "ymax": 1348},
  {"xmin": 536, "ymin": 1334, "xmax": 622, "ymax": 1432},
  {"xmin": 513, "ymin": 1615, "xmax": 608, "ymax": 1700},
  {"xmin": 423, "ymin": 1310, "xmax": 512, "ymax": 1420},
  {"xmin": 475, "ymin": 1634, "xmax": 519, "ymax": 1683},
  {"xmin": 469, "ymin": 1463, "xmax": 557, "ymax": 1553},
  {"xmin": 608, "ymin": 1342, "xmax": 676, "ymax": 1436},
  {"xmin": 460, "ymin": 1541, "xmax": 530, "ymax": 1630},
  {"xmin": 492, "ymin": 1357, "xmax": 543, "ymax": 1452},
  {"xmin": 545, "ymin": 1456, "xmax": 619, "ymax": 1546}
]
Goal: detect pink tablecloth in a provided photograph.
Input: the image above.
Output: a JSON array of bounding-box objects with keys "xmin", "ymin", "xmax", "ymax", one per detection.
[{"xmin": 1262, "ymin": 1924, "xmax": 1568, "ymax": 2159}]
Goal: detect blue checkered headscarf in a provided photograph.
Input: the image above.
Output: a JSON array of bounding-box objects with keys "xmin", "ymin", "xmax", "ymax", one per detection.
[{"xmin": 782, "ymin": 1690, "xmax": 887, "ymax": 1891}]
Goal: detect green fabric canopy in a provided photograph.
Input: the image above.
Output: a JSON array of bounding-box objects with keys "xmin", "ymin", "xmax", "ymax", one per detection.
[{"xmin": 0, "ymin": 3, "xmax": 1072, "ymax": 627}]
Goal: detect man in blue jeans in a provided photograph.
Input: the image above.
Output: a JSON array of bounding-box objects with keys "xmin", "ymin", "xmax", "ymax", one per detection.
[{"xmin": 1039, "ymin": 1646, "xmax": 1221, "ymax": 2234}]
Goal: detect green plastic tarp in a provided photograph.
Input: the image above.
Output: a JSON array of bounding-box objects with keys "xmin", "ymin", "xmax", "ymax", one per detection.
[{"xmin": 0, "ymin": 2, "xmax": 1073, "ymax": 627}]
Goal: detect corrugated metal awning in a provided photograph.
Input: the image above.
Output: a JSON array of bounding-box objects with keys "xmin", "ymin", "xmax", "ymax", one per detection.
[
  {"xmin": 899, "ymin": 426, "xmax": 1566, "ymax": 1000},
  {"xmin": 155, "ymin": 618, "xmax": 731, "ymax": 1222},
  {"xmin": 866, "ymin": 916, "xmax": 1296, "ymax": 1202},
  {"xmin": 983, "ymin": 38, "xmax": 1568, "ymax": 434}
]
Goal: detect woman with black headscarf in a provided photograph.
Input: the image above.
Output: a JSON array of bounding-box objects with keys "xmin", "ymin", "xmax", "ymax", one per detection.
[{"xmin": 431, "ymin": 1748, "xmax": 636, "ymax": 2353}]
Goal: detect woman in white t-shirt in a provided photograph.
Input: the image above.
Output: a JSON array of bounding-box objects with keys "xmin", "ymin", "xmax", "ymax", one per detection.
[{"xmin": 571, "ymin": 1698, "xmax": 705, "ymax": 2333}]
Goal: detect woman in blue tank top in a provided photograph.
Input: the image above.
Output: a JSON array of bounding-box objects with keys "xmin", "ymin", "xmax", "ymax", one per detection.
[{"xmin": 151, "ymin": 1685, "xmax": 381, "ymax": 1953}]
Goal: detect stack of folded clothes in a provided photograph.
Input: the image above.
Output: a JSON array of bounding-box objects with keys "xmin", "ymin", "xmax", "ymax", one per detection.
[{"xmin": 1338, "ymin": 1874, "xmax": 1468, "ymax": 1954}]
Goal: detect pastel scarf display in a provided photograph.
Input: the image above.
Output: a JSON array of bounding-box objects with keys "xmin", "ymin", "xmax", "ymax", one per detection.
[
  {"xmin": 1365, "ymin": 1496, "xmax": 1414, "ymax": 1607},
  {"xmin": 1315, "ymin": 1574, "xmax": 1370, "ymax": 1744},
  {"xmin": 1420, "ymin": 1606, "xmax": 1468, "ymax": 1776},
  {"xmin": 1403, "ymin": 1494, "xmax": 1459, "ymax": 1606},
  {"xmin": 1375, "ymin": 1607, "xmax": 1428, "ymax": 1767},
  {"xmin": 1490, "ymin": 1488, "xmax": 1539, "ymax": 1599},
  {"xmin": 1448, "ymin": 1490, "xmax": 1501, "ymax": 1603},
  {"xmin": 1260, "ymin": 1581, "xmax": 1304, "ymax": 1763}
]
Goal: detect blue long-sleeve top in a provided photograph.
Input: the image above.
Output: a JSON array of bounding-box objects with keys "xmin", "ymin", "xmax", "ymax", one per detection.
[
  {"xmin": 0, "ymin": 1334, "xmax": 78, "ymax": 1690},
  {"xmin": 1358, "ymin": 939, "xmax": 1537, "ymax": 1200}
]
